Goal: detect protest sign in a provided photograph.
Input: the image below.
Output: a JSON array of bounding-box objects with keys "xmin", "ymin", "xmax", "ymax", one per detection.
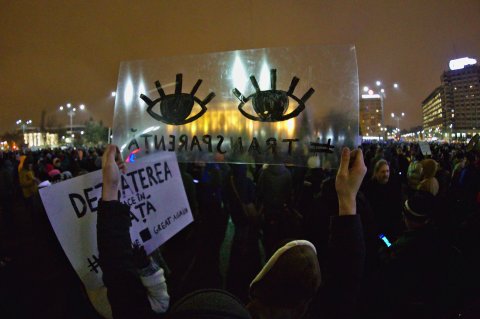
[
  {"xmin": 419, "ymin": 141, "xmax": 432, "ymax": 156},
  {"xmin": 39, "ymin": 152, "xmax": 192, "ymax": 290},
  {"xmin": 112, "ymin": 45, "xmax": 359, "ymax": 167}
]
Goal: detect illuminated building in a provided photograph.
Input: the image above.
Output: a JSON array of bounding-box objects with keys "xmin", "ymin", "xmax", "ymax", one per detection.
[
  {"xmin": 359, "ymin": 94, "xmax": 384, "ymax": 139},
  {"xmin": 422, "ymin": 58, "xmax": 480, "ymax": 140},
  {"xmin": 422, "ymin": 86, "xmax": 445, "ymax": 132}
]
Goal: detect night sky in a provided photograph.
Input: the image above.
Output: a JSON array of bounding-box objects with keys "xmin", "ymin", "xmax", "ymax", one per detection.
[{"xmin": 1, "ymin": 0, "xmax": 479, "ymax": 132}]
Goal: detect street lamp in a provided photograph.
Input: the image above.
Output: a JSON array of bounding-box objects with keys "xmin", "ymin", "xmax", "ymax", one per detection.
[
  {"xmin": 59, "ymin": 103, "xmax": 86, "ymax": 136},
  {"xmin": 16, "ymin": 119, "xmax": 32, "ymax": 135},
  {"xmin": 391, "ymin": 112, "xmax": 405, "ymax": 130}
]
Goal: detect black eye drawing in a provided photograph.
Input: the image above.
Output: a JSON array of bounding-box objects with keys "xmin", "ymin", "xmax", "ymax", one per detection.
[
  {"xmin": 140, "ymin": 74, "xmax": 215, "ymax": 125},
  {"xmin": 232, "ymin": 69, "xmax": 315, "ymax": 122}
]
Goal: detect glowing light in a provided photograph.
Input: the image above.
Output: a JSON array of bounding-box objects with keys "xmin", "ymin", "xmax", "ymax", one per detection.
[
  {"xmin": 80, "ymin": 131, "xmax": 84, "ymax": 135},
  {"xmin": 363, "ymin": 86, "xmax": 369, "ymax": 92},
  {"xmin": 259, "ymin": 62, "xmax": 270, "ymax": 90},
  {"xmin": 79, "ymin": 104, "xmax": 85, "ymax": 110},
  {"xmin": 368, "ymin": 90, "xmax": 374, "ymax": 95},
  {"xmin": 376, "ymin": 81, "xmax": 381, "ymax": 86},
  {"xmin": 449, "ymin": 57, "xmax": 477, "ymax": 70},
  {"xmin": 391, "ymin": 113, "xmax": 395, "ymax": 118},
  {"xmin": 124, "ymin": 77, "xmax": 134, "ymax": 106},
  {"xmin": 59, "ymin": 106, "xmax": 64, "ymax": 111},
  {"xmin": 111, "ymin": 91, "xmax": 116, "ymax": 97},
  {"xmin": 286, "ymin": 118, "xmax": 295, "ymax": 136},
  {"xmin": 361, "ymin": 94, "xmax": 381, "ymax": 99},
  {"xmin": 393, "ymin": 83, "xmax": 399, "ymax": 89},
  {"xmin": 380, "ymin": 88, "xmax": 385, "ymax": 93},
  {"xmin": 232, "ymin": 54, "xmax": 248, "ymax": 94},
  {"xmin": 125, "ymin": 148, "xmax": 141, "ymax": 163},
  {"xmin": 73, "ymin": 108, "xmax": 76, "ymax": 112},
  {"xmin": 138, "ymin": 80, "xmax": 146, "ymax": 103},
  {"xmin": 401, "ymin": 112, "xmax": 405, "ymax": 117},
  {"xmin": 67, "ymin": 103, "xmax": 71, "ymax": 108}
]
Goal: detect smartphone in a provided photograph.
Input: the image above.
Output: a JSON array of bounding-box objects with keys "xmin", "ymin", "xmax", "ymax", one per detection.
[{"xmin": 379, "ymin": 234, "xmax": 392, "ymax": 247}]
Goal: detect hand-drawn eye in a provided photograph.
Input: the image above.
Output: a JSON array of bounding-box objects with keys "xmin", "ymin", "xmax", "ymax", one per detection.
[
  {"xmin": 232, "ymin": 69, "xmax": 314, "ymax": 122},
  {"xmin": 140, "ymin": 74, "xmax": 215, "ymax": 125}
]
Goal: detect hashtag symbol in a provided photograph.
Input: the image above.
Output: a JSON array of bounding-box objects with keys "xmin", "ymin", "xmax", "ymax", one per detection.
[
  {"xmin": 309, "ymin": 138, "xmax": 335, "ymax": 155},
  {"xmin": 87, "ymin": 255, "xmax": 100, "ymax": 273}
]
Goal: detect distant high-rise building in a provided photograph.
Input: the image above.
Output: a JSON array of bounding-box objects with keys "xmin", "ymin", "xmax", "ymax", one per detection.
[
  {"xmin": 360, "ymin": 94, "xmax": 384, "ymax": 138},
  {"xmin": 422, "ymin": 86, "xmax": 445, "ymax": 131},
  {"xmin": 422, "ymin": 58, "xmax": 480, "ymax": 139}
]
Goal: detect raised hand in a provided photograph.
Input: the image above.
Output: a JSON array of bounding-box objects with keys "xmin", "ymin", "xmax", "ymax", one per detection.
[
  {"xmin": 101, "ymin": 144, "xmax": 126, "ymax": 201},
  {"xmin": 335, "ymin": 147, "xmax": 367, "ymax": 215}
]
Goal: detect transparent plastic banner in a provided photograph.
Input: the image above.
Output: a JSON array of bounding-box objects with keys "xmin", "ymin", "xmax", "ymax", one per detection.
[{"xmin": 112, "ymin": 45, "xmax": 359, "ymax": 167}]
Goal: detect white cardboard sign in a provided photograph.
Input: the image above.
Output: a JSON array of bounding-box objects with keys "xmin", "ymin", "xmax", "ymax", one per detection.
[
  {"xmin": 39, "ymin": 152, "xmax": 193, "ymax": 289},
  {"xmin": 419, "ymin": 141, "xmax": 432, "ymax": 156}
]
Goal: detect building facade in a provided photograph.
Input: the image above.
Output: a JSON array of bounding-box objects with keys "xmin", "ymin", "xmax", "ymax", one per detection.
[
  {"xmin": 422, "ymin": 86, "xmax": 445, "ymax": 132},
  {"xmin": 360, "ymin": 94, "xmax": 384, "ymax": 138},
  {"xmin": 422, "ymin": 60, "xmax": 480, "ymax": 140}
]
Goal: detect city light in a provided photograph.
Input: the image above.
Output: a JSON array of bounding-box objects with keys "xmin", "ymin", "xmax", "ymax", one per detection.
[
  {"xmin": 361, "ymin": 94, "xmax": 381, "ymax": 99},
  {"xmin": 79, "ymin": 104, "xmax": 85, "ymax": 110},
  {"xmin": 376, "ymin": 81, "xmax": 381, "ymax": 86},
  {"xmin": 111, "ymin": 91, "xmax": 116, "ymax": 97},
  {"xmin": 380, "ymin": 88, "xmax": 385, "ymax": 93},
  {"xmin": 449, "ymin": 57, "xmax": 477, "ymax": 70},
  {"xmin": 393, "ymin": 83, "xmax": 399, "ymax": 88},
  {"xmin": 67, "ymin": 103, "xmax": 71, "ymax": 108},
  {"xmin": 363, "ymin": 86, "xmax": 369, "ymax": 92},
  {"xmin": 59, "ymin": 106, "xmax": 64, "ymax": 111}
]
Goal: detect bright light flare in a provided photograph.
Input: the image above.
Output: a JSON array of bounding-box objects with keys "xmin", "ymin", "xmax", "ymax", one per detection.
[
  {"xmin": 59, "ymin": 106, "xmax": 64, "ymax": 111},
  {"xmin": 449, "ymin": 57, "xmax": 477, "ymax": 70},
  {"xmin": 79, "ymin": 104, "xmax": 85, "ymax": 110},
  {"xmin": 393, "ymin": 83, "xmax": 399, "ymax": 89},
  {"xmin": 363, "ymin": 86, "xmax": 369, "ymax": 92},
  {"xmin": 376, "ymin": 81, "xmax": 381, "ymax": 86},
  {"xmin": 111, "ymin": 91, "xmax": 116, "ymax": 97}
]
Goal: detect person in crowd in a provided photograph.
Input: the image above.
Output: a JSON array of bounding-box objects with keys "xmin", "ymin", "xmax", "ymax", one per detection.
[
  {"xmin": 97, "ymin": 145, "xmax": 170, "ymax": 318},
  {"xmin": 418, "ymin": 159, "xmax": 439, "ymax": 196},
  {"xmin": 19, "ymin": 158, "xmax": 38, "ymax": 213},
  {"xmin": 376, "ymin": 191, "xmax": 465, "ymax": 318},
  {"xmin": 364, "ymin": 159, "xmax": 403, "ymax": 239},
  {"xmin": 407, "ymin": 152, "xmax": 424, "ymax": 193},
  {"xmin": 256, "ymin": 163, "xmax": 293, "ymax": 255}
]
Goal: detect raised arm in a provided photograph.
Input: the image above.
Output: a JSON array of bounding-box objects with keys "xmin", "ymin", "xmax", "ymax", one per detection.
[
  {"xmin": 97, "ymin": 145, "xmax": 154, "ymax": 319},
  {"xmin": 327, "ymin": 148, "xmax": 367, "ymax": 318}
]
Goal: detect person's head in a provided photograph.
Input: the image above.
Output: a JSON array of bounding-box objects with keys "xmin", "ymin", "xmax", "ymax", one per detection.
[
  {"xmin": 248, "ymin": 240, "xmax": 321, "ymax": 319},
  {"xmin": 403, "ymin": 191, "xmax": 434, "ymax": 230},
  {"xmin": 167, "ymin": 289, "xmax": 252, "ymax": 319},
  {"xmin": 420, "ymin": 159, "xmax": 438, "ymax": 178},
  {"xmin": 373, "ymin": 160, "xmax": 390, "ymax": 184}
]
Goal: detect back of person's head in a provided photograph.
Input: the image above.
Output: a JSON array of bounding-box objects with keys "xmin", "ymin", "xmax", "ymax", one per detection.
[
  {"xmin": 167, "ymin": 289, "xmax": 251, "ymax": 319},
  {"xmin": 247, "ymin": 240, "xmax": 321, "ymax": 318},
  {"xmin": 420, "ymin": 159, "xmax": 438, "ymax": 178},
  {"xmin": 403, "ymin": 191, "xmax": 435, "ymax": 229}
]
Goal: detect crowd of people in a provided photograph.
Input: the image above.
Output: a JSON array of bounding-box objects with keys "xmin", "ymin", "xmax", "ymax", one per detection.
[{"xmin": 0, "ymin": 138, "xmax": 479, "ymax": 318}]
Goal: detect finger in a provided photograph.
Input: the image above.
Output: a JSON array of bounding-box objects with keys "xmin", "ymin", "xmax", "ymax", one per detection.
[
  {"xmin": 353, "ymin": 148, "xmax": 366, "ymax": 170},
  {"xmin": 338, "ymin": 147, "xmax": 351, "ymax": 176},
  {"xmin": 103, "ymin": 144, "xmax": 116, "ymax": 166},
  {"xmin": 117, "ymin": 162, "xmax": 126, "ymax": 174}
]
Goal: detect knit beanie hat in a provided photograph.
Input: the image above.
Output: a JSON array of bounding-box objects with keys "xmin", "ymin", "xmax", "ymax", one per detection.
[
  {"xmin": 404, "ymin": 191, "xmax": 435, "ymax": 222},
  {"xmin": 249, "ymin": 240, "xmax": 321, "ymax": 308},
  {"xmin": 167, "ymin": 289, "xmax": 251, "ymax": 319}
]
